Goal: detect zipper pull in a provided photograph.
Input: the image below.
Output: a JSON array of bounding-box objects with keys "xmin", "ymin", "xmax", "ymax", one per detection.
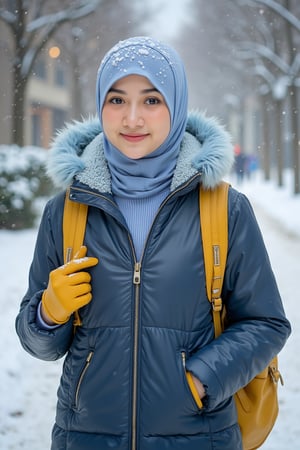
[
  {"xmin": 181, "ymin": 351, "xmax": 186, "ymax": 369},
  {"xmin": 133, "ymin": 262, "xmax": 141, "ymax": 285},
  {"xmin": 86, "ymin": 351, "xmax": 94, "ymax": 364}
]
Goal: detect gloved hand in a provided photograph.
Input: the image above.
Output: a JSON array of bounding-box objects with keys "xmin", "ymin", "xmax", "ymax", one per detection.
[{"xmin": 41, "ymin": 246, "xmax": 98, "ymax": 325}]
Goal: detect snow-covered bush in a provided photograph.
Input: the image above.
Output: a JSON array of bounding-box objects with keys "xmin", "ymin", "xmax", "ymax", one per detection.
[{"xmin": 0, "ymin": 145, "xmax": 54, "ymax": 229}]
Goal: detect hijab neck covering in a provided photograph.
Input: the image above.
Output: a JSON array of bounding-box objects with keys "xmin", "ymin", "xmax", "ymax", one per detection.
[{"xmin": 96, "ymin": 36, "xmax": 188, "ymax": 199}]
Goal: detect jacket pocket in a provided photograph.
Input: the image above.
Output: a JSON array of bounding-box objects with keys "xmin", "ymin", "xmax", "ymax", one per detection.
[
  {"xmin": 73, "ymin": 350, "xmax": 94, "ymax": 409},
  {"xmin": 181, "ymin": 351, "xmax": 203, "ymax": 410}
]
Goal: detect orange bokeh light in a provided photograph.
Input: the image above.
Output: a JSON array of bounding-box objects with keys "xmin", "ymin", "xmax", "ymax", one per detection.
[{"xmin": 49, "ymin": 46, "xmax": 61, "ymax": 59}]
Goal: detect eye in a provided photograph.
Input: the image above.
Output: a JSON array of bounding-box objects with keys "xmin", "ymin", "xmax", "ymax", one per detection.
[
  {"xmin": 109, "ymin": 97, "xmax": 124, "ymax": 105},
  {"xmin": 145, "ymin": 97, "xmax": 161, "ymax": 105}
]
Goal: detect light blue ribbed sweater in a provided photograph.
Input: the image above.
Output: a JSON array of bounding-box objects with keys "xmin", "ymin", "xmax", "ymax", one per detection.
[{"xmin": 115, "ymin": 188, "xmax": 169, "ymax": 261}]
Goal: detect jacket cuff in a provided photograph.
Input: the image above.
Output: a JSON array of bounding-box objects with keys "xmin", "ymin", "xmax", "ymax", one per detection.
[
  {"xmin": 36, "ymin": 301, "xmax": 61, "ymax": 330},
  {"xmin": 185, "ymin": 358, "xmax": 223, "ymax": 410},
  {"xmin": 185, "ymin": 371, "xmax": 203, "ymax": 408}
]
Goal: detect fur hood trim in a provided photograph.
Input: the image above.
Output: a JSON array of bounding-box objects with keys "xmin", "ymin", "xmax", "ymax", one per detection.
[{"xmin": 47, "ymin": 111, "xmax": 234, "ymax": 192}]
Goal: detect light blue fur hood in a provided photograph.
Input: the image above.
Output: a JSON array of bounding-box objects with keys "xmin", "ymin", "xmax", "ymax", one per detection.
[{"xmin": 47, "ymin": 111, "xmax": 234, "ymax": 193}]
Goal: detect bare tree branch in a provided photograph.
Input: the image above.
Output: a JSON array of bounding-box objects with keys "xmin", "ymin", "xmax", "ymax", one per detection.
[
  {"xmin": 0, "ymin": 9, "xmax": 16, "ymax": 24},
  {"xmin": 239, "ymin": 0, "xmax": 300, "ymax": 31},
  {"xmin": 27, "ymin": 0, "xmax": 100, "ymax": 31},
  {"xmin": 238, "ymin": 41, "xmax": 290, "ymax": 73}
]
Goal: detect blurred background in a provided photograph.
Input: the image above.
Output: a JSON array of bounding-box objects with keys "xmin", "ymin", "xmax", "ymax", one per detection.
[{"xmin": 0, "ymin": 0, "xmax": 299, "ymax": 231}]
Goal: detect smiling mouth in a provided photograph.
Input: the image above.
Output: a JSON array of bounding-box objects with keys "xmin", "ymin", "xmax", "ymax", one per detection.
[{"xmin": 121, "ymin": 133, "xmax": 149, "ymax": 143}]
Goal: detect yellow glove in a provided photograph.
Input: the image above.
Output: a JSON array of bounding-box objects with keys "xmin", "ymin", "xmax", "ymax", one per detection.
[{"xmin": 41, "ymin": 246, "xmax": 98, "ymax": 325}]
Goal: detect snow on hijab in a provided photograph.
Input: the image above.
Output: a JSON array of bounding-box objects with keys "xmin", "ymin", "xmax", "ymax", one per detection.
[{"xmin": 96, "ymin": 36, "xmax": 188, "ymax": 199}]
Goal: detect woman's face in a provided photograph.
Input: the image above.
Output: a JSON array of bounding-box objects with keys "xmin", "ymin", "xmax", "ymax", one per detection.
[{"xmin": 102, "ymin": 74, "xmax": 171, "ymax": 159}]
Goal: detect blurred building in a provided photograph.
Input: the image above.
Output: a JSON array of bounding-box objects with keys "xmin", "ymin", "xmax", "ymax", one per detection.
[
  {"xmin": 0, "ymin": 23, "xmax": 72, "ymax": 148},
  {"xmin": 27, "ymin": 45, "xmax": 71, "ymax": 148}
]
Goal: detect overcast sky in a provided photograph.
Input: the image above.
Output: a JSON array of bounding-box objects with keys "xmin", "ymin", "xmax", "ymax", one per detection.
[{"xmin": 141, "ymin": 0, "xmax": 193, "ymax": 41}]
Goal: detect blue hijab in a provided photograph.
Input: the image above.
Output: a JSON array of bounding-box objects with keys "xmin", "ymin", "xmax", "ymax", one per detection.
[{"xmin": 96, "ymin": 36, "xmax": 188, "ymax": 199}]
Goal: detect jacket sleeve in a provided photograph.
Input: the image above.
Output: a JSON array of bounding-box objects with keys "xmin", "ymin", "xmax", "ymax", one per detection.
[
  {"xmin": 15, "ymin": 192, "xmax": 74, "ymax": 361},
  {"xmin": 185, "ymin": 188, "xmax": 291, "ymax": 410}
]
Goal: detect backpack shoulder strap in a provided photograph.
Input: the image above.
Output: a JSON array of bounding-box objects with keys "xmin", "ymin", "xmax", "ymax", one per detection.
[
  {"xmin": 199, "ymin": 181, "xmax": 229, "ymax": 338},
  {"xmin": 63, "ymin": 190, "xmax": 89, "ymax": 264},
  {"xmin": 63, "ymin": 190, "xmax": 89, "ymax": 327}
]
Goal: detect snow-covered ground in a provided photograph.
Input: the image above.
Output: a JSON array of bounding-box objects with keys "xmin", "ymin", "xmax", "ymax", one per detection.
[{"xmin": 0, "ymin": 170, "xmax": 299, "ymax": 449}]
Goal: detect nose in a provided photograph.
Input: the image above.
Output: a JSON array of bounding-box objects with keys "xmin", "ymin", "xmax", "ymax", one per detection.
[{"xmin": 122, "ymin": 104, "xmax": 144, "ymax": 128}]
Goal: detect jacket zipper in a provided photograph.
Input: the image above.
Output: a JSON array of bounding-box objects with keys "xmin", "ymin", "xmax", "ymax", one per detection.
[
  {"xmin": 131, "ymin": 262, "xmax": 141, "ymax": 450},
  {"xmin": 74, "ymin": 351, "xmax": 94, "ymax": 408},
  {"xmin": 129, "ymin": 175, "xmax": 201, "ymax": 450}
]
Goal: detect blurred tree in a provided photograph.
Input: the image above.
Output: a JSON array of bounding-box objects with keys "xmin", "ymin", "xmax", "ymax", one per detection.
[
  {"xmin": 180, "ymin": 0, "xmax": 300, "ymax": 193},
  {"xmin": 0, "ymin": 0, "xmax": 102, "ymax": 147},
  {"xmin": 239, "ymin": 0, "xmax": 300, "ymax": 193}
]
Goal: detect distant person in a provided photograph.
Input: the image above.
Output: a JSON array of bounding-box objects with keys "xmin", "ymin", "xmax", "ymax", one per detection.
[
  {"xmin": 16, "ymin": 36, "xmax": 291, "ymax": 450},
  {"xmin": 234, "ymin": 144, "xmax": 247, "ymax": 184},
  {"xmin": 246, "ymin": 153, "xmax": 259, "ymax": 179}
]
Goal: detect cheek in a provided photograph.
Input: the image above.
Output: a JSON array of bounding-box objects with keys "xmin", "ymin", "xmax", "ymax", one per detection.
[
  {"xmin": 159, "ymin": 110, "xmax": 171, "ymax": 139},
  {"xmin": 102, "ymin": 108, "xmax": 118, "ymax": 135},
  {"xmin": 102, "ymin": 108, "xmax": 112, "ymax": 124}
]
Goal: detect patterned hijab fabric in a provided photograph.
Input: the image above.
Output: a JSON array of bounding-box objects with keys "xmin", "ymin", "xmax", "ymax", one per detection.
[{"xmin": 96, "ymin": 36, "xmax": 189, "ymax": 198}]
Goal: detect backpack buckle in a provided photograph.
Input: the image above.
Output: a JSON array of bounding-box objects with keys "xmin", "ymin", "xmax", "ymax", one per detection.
[
  {"xmin": 269, "ymin": 365, "xmax": 284, "ymax": 385},
  {"xmin": 212, "ymin": 297, "xmax": 222, "ymax": 312}
]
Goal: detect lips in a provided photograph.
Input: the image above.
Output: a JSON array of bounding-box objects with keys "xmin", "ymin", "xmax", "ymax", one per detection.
[{"xmin": 120, "ymin": 133, "xmax": 149, "ymax": 143}]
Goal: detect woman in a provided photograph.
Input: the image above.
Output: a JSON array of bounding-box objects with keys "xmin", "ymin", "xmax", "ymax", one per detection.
[{"xmin": 16, "ymin": 36, "xmax": 291, "ymax": 450}]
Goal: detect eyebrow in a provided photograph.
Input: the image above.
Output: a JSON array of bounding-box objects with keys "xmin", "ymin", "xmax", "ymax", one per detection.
[{"xmin": 108, "ymin": 87, "xmax": 160, "ymax": 94}]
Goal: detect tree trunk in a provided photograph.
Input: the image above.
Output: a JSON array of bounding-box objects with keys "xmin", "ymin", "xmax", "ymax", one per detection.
[
  {"xmin": 260, "ymin": 96, "xmax": 271, "ymax": 181},
  {"xmin": 71, "ymin": 52, "xmax": 83, "ymax": 120},
  {"xmin": 11, "ymin": 68, "xmax": 27, "ymax": 147},
  {"xmin": 11, "ymin": 5, "xmax": 27, "ymax": 147},
  {"xmin": 274, "ymin": 100, "xmax": 284, "ymax": 187},
  {"xmin": 289, "ymin": 87, "xmax": 300, "ymax": 194},
  {"xmin": 284, "ymin": 0, "xmax": 299, "ymax": 194}
]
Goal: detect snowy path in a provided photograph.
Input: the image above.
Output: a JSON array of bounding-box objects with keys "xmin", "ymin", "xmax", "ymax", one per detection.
[
  {"xmin": 0, "ymin": 190, "xmax": 299, "ymax": 449},
  {"xmin": 0, "ymin": 229, "xmax": 62, "ymax": 450},
  {"xmin": 253, "ymin": 203, "xmax": 300, "ymax": 449}
]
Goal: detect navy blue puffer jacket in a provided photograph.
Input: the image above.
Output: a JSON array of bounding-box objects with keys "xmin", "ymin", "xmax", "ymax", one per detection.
[{"xmin": 16, "ymin": 112, "xmax": 291, "ymax": 450}]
